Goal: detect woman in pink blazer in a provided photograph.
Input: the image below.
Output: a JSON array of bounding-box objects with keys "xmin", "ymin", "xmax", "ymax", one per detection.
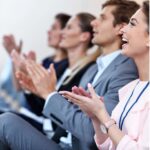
[{"xmin": 60, "ymin": 1, "xmax": 149, "ymax": 149}]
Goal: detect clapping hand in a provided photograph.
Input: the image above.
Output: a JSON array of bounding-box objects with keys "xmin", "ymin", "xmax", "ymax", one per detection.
[
  {"xmin": 72, "ymin": 86, "xmax": 91, "ymax": 98},
  {"xmin": 60, "ymin": 83, "xmax": 105, "ymax": 119},
  {"xmin": 24, "ymin": 61, "xmax": 57, "ymax": 99},
  {"xmin": 3, "ymin": 34, "xmax": 22, "ymax": 55}
]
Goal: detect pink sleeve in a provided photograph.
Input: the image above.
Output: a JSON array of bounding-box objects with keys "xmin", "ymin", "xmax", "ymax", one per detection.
[
  {"xmin": 94, "ymin": 135, "xmax": 111, "ymax": 150},
  {"xmin": 116, "ymin": 109, "xmax": 150, "ymax": 150}
]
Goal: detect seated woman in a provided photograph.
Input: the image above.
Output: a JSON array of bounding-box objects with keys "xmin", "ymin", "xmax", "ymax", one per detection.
[
  {"xmin": 0, "ymin": 13, "xmax": 71, "ymax": 112},
  {"xmin": 12, "ymin": 12, "xmax": 98, "ymax": 144},
  {"xmin": 22, "ymin": 13, "xmax": 71, "ymax": 115},
  {"xmin": 60, "ymin": 1, "xmax": 149, "ymax": 149}
]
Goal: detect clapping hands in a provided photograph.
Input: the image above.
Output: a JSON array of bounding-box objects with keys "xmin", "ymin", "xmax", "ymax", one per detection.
[
  {"xmin": 60, "ymin": 83, "xmax": 105, "ymax": 119},
  {"xmin": 11, "ymin": 51, "xmax": 57, "ymax": 99}
]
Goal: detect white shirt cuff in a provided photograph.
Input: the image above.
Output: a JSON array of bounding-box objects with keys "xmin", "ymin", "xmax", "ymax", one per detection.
[{"xmin": 44, "ymin": 91, "xmax": 58, "ymax": 108}]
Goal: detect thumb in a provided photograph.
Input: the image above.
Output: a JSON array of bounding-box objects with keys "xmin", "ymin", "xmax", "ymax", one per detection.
[
  {"xmin": 87, "ymin": 83, "xmax": 98, "ymax": 99},
  {"xmin": 17, "ymin": 40, "xmax": 23, "ymax": 53},
  {"xmin": 49, "ymin": 63, "xmax": 57, "ymax": 81},
  {"xmin": 50, "ymin": 64, "xmax": 56, "ymax": 74}
]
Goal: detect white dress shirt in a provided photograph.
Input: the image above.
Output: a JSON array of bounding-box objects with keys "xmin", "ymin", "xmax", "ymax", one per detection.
[{"xmin": 92, "ymin": 50, "xmax": 121, "ymax": 85}]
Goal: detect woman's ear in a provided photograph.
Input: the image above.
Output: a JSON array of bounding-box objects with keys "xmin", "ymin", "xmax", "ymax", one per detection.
[{"xmin": 80, "ymin": 32, "xmax": 91, "ymax": 43}]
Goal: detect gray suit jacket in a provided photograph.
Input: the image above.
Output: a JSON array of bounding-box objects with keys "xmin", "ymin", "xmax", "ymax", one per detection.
[{"xmin": 43, "ymin": 54, "xmax": 138, "ymax": 150}]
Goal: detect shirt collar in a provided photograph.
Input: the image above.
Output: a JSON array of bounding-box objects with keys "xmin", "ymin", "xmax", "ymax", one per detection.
[{"xmin": 96, "ymin": 50, "xmax": 121, "ymax": 71}]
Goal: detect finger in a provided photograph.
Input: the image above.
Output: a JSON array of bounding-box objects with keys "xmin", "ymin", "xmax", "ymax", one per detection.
[
  {"xmin": 20, "ymin": 77, "xmax": 34, "ymax": 92},
  {"xmin": 87, "ymin": 83, "xmax": 99, "ymax": 99},
  {"xmin": 78, "ymin": 87, "xmax": 91, "ymax": 98},
  {"xmin": 72, "ymin": 86, "xmax": 81, "ymax": 95},
  {"xmin": 26, "ymin": 60, "xmax": 44, "ymax": 77},
  {"xmin": 72, "ymin": 86, "xmax": 88, "ymax": 96},
  {"xmin": 48, "ymin": 64, "xmax": 57, "ymax": 85},
  {"xmin": 27, "ymin": 50, "xmax": 36, "ymax": 61},
  {"xmin": 60, "ymin": 92, "xmax": 81, "ymax": 105},
  {"xmin": 11, "ymin": 50, "xmax": 22, "ymax": 68},
  {"xmin": 16, "ymin": 71, "xmax": 31, "ymax": 89},
  {"xmin": 17, "ymin": 40, "xmax": 23, "ymax": 53},
  {"xmin": 72, "ymin": 86, "xmax": 87, "ymax": 96},
  {"xmin": 59, "ymin": 90, "xmax": 86, "ymax": 104},
  {"xmin": 16, "ymin": 71, "xmax": 29, "ymax": 84},
  {"xmin": 49, "ymin": 64, "xmax": 56, "ymax": 78},
  {"xmin": 19, "ymin": 80, "xmax": 32, "ymax": 91},
  {"xmin": 100, "ymin": 96, "xmax": 104, "ymax": 103},
  {"xmin": 25, "ymin": 61, "xmax": 38, "ymax": 78}
]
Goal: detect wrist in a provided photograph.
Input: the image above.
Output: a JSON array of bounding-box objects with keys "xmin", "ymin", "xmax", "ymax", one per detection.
[
  {"xmin": 100, "ymin": 118, "xmax": 116, "ymax": 134},
  {"xmin": 42, "ymin": 90, "xmax": 56, "ymax": 100},
  {"xmin": 97, "ymin": 109, "xmax": 110, "ymax": 124}
]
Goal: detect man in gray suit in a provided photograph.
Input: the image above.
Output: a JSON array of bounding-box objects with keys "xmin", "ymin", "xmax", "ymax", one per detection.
[{"xmin": 0, "ymin": 0, "xmax": 139, "ymax": 150}]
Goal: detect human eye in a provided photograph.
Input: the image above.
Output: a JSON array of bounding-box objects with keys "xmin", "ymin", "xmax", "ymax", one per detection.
[
  {"xmin": 99, "ymin": 15, "xmax": 105, "ymax": 21},
  {"xmin": 129, "ymin": 21, "xmax": 135, "ymax": 26},
  {"xmin": 129, "ymin": 19, "xmax": 137, "ymax": 27},
  {"xmin": 66, "ymin": 25, "xmax": 72, "ymax": 30}
]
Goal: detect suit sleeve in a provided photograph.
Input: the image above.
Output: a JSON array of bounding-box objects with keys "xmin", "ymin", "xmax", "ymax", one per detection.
[{"xmin": 42, "ymin": 93, "xmax": 95, "ymax": 147}]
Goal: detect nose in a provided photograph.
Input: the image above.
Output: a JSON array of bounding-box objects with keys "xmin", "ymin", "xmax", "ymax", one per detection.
[
  {"xmin": 61, "ymin": 28, "xmax": 66, "ymax": 35},
  {"xmin": 119, "ymin": 25, "xmax": 127, "ymax": 35},
  {"xmin": 91, "ymin": 18, "xmax": 99, "ymax": 27},
  {"xmin": 47, "ymin": 29, "xmax": 51, "ymax": 35}
]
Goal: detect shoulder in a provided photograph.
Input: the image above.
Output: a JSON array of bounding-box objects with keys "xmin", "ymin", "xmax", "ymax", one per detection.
[
  {"xmin": 118, "ymin": 79, "xmax": 139, "ymax": 101},
  {"xmin": 115, "ymin": 54, "xmax": 137, "ymax": 69}
]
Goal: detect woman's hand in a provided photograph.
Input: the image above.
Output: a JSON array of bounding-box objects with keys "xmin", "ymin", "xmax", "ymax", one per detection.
[
  {"xmin": 25, "ymin": 61, "xmax": 57, "ymax": 99},
  {"xmin": 16, "ymin": 70, "xmax": 38, "ymax": 95},
  {"xmin": 72, "ymin": 86, "xmax": 91, "ymax": 98},
  {"xmin": 3, "ymin": 34, "xmax": 22, "ymax": 55},
  {"xmin": 60, "ymin": 83, "xmax": 107, "ymax": 120}
]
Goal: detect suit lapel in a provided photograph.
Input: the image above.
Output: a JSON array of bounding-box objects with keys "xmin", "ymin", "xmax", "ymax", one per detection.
[
  {"xmin": 92, "ymin": 54, "xmax": 127, "ymax": 88},
  {"xmin": 79, "ymin": 64, "xmax": 98, "ymax": 89},
  {"xmin": 87, "ymin": 64, "xmax": 98, "ymax": 83}
]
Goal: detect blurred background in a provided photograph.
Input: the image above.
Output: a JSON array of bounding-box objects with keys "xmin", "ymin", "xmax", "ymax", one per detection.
[{"xmin": 0, "ymin": 0, "xmax": 143, "ymax": 73}]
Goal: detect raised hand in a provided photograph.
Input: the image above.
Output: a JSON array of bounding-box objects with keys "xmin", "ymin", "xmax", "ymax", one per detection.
[
  {"xmin": 72, "ymin": 86, "xmax": 91, "ymax": 97},
  {"xmin": 60, "ymin": 83, "xmax": 106, "ymax": 119},
  {"xmin": 11, "ymin": 50, "xmax": 27, "ymax": 73},
  {"xmin": 25, "ymin": 61, "xmax": 57, "ymax": 99},
  {"xmin": 3, "ymin": 34, "xmax": 22, "ymax": 55},
  {"xmin": 16, "ymin": 71, "xmax": 38, "ymax": 95},
  {"xmin": 23, "ymin": 50, "xmax": 36, "ymax": 62}
]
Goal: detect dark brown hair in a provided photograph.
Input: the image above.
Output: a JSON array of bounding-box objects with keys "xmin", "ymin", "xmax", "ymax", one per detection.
[
  {"xmin": 102, "ymin": 0, "xmax": 140, "ymax": 26},
  {"xmin": 76, "ymin": 13, "xmax": 96, "ymax": 48},
  {"xmin": 55, "ymin": 13, "xmax": 71, "ymax": 29},
  {"xmin": 142, "ymin": 0, "xmax": 149, "ymax": 33}
]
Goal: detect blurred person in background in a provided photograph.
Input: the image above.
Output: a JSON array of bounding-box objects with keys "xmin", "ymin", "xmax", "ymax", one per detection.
[
  {"xmin": 11, "ymin": 12, "xmax": 97, "ymax": 148},
  {"xmin": 0, "ymin": 13, "xmax": 71, "ymax": 112}
]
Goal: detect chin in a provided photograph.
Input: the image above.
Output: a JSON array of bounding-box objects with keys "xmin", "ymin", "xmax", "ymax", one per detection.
[
  {"xmin": 121, "ymin": 49, "xmax": 132, "ymax": 58},
  {"xmin": 92, "ymin": 39, "xmax": 100, "ymax": 46}
]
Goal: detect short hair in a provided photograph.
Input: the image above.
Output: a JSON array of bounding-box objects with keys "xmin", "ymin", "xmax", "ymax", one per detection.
[
  {"xmin": 102, "ymin": 0, "xmax": 140, "ymax": 26},
  {"xmin": 55, "ymin": 13, "xmax": 71, "ymax": 29},
  {"xmin": 76, "ymin": 13, "xmax": 96, "ymax": 48},
  {"xmin": 142, "ymin": 0, "xmax": 149, "ymax": 33}
]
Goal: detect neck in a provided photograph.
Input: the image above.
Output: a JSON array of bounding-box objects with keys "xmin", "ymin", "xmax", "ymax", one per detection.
[
  {"xmin": 53, "ymin": 48, "xmax": 67, "ymax": 62},
  {"xmin": 101, "ymin": 39, "xmax": 121, "ymax": 55},
  {"xmin": 68, "ymin": 45, "xmax": 87, "ymax": 68},
  {"xmin": 134, "ymin": 53, "xmax": 149, "ymax": 81}
]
